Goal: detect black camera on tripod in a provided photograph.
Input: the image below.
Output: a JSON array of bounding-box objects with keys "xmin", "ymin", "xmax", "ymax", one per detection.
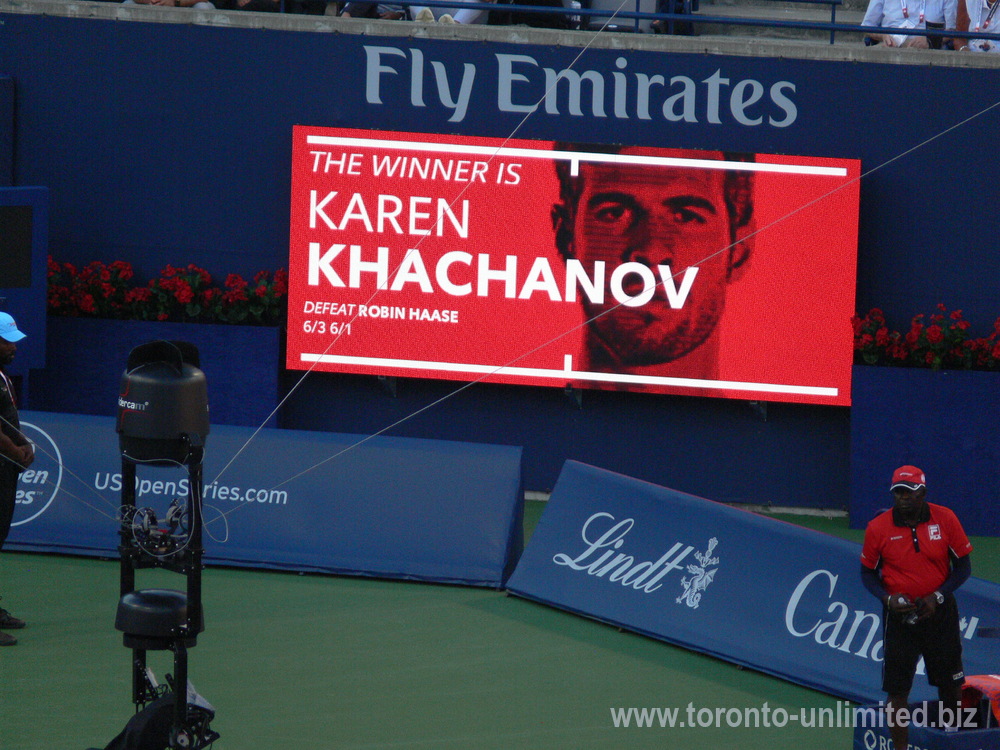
[{"xmin": 96, "ymin": 340, "xmax": 220, "ymax": 750}]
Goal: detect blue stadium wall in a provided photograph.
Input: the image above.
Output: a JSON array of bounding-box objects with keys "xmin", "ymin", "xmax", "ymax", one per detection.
[{"xmin": 2, "ymin": 10, "xmax": 999, "ymax": 504}]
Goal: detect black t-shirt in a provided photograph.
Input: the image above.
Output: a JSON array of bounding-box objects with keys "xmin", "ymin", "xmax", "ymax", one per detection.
[
  {"xmin": 0, "ymin": 369, "xmax": 18, "ymax": 429},
  {"xmin": 0, "ymin": 368, "xmax": 22, "ymax": 476}
]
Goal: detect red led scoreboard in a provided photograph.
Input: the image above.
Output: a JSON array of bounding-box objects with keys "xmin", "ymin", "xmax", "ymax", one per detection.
[{"xmin": 287, "ymin": 126, "xmax": 860, "ymax": 406}]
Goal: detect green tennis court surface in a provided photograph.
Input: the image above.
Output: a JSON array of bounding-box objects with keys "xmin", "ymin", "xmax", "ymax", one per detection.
[{"xmin": 2, "ymin": 506, "xmax": 997, "ymax": 749}]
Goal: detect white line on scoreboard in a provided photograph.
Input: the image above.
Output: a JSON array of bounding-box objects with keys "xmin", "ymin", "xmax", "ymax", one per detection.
[
  {"xmin": 299, "ymin": 353, "xmax": 839, "ymax": 397},
  {"xmin": 304, "ymin": 135, "xmax": 849, "ymax": 177}
]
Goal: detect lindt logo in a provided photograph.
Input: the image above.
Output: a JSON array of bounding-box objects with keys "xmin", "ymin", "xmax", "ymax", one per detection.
[{"xmin": 551, "ymin": 512, "xmax": 719, "ymax": 599}]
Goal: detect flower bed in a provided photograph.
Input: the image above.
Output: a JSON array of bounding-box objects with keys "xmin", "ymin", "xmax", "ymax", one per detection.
[
  {"xmin": 46, "ymin": 258, "xmax": 287, "ymax": 326},
  {"xmin": 31, "ymin": 317, "xmax": 281, "ymax": 426},
  {"xmin": 852, "ymin": 304, "xmax": 1000, "ymax": 370}
]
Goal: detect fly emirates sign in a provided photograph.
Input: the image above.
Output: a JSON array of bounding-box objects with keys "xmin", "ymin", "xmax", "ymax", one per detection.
[{"xmin": 287, "ymin": 127, "xmax": 860, "ymax": 405}]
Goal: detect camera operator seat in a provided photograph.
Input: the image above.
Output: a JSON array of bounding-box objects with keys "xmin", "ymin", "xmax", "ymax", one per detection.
[{"xmin": 115, "ymin": 588, "xmax": 204, "ymax": 651}]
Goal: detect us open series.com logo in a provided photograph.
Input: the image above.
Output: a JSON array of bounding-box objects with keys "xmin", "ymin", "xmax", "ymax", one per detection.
[{"xmin": 11, "ymin": 422, "xmax": 63, "ymax": 526}]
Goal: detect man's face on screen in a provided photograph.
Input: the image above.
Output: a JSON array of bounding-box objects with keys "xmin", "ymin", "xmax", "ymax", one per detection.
[{"xmin": 566, "ymin": 156, "xmax": 735, "ymax": 366}]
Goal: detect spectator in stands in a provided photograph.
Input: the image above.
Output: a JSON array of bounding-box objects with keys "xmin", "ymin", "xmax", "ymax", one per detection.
[
  {"xmin": 214, "ymin": 0, "xmax": 281, "ymax": 10},
  {"xmin": 123, "ymin": 0, "xmax": 216, "ymax": 9},
  {"xmin": 489, "ymin": 0, "xmax": 571, "ymax": 28},
  {"xmin": 860, "ymin": 465, "xmax": 973, "ymax": 750},
  {"xmin": 550, "ymin": 145, "xmax": 756, "ymax": 388},
  {"xmin": 410, "ymin": 1, "xmax": 495, "ymax": 22},
  {"xmin": 652, "ymin": 0, "xmax": 697, "ymax": 35},
  {"xmin": 955, "ymin": 0, "xmax": 1000, "ymax": 50},
  {"xmin": 862, "ymin": 0, "xmax": 956, "ymax": 48},
  {"xmin": 333, "ymin": 0, "xmax": 407, "ymax": 17},
  {"xmin": 124, "ymin": 0, "xmax": 279, "ymax": 10}
]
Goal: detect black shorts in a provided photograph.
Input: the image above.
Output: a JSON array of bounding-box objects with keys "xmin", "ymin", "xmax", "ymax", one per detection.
[{"xmin": 882, "ymin": 595, "xmax": 964, "ymax": 695}]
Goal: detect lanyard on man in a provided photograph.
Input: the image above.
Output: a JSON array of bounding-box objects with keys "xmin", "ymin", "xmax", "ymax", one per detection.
[
  {"xmin": 900, "ymin": 0, "xmax": 925, "ymax": 22},
  {"xmin": 0, "ymin": 369, "xmax": 16, "ymax": 408},
  {"xmin": 976, "ymin": 0, "xmax": 999, "ymax": 30}
]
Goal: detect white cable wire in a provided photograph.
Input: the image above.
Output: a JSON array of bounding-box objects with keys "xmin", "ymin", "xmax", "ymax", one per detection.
[
  {"xmin": 0, "ymin": 414, "xmax": 121, "ymax": 521},
  {"xmin": 16, "ymin": 31, "xmax": 1000, "ymax": 542},
  {"xmin": 204, "ymin": 95, "xmax": 1000, "ymax": 525},
  {"xmin": 206, "ymin": 0, "xmax": 635, "ymax": 493}
]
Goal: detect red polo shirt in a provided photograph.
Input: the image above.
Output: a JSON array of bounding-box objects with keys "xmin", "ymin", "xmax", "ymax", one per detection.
[{"xmin": 860, "ymin": 502, "xmax": 972, "ymax": 599}]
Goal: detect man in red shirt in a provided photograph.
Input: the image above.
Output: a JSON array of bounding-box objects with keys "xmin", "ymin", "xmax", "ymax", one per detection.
[{"xmin": 860, "ymin": 465, "xmax": 973, "ymax": 748}]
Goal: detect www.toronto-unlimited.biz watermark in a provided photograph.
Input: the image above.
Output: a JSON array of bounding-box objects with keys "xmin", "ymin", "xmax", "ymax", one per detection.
[{"xmin": 610, "ymin": 701, "xmax": 980, "ymax": 730}]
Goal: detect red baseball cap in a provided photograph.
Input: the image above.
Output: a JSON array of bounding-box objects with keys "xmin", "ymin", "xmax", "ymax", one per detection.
[{"xmin": 890, "ymin": 465, "xmax": 926, "ymax": 491}]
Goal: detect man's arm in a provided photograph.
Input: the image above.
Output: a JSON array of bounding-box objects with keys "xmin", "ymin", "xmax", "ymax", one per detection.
[
  {"xmin": 860, "ymin": 563, "xmax": 887, "ymax": 603},
  {"xmin": 861, "ymin": 563, "xmax": 918, "ymax": 613},
  {"xmin": 913, "ymin": 553, "xmax": 971, "ymax": 620},
  {"xmin": 861, "ymin": 0, "xmax": 889, "ymax": 43},
  {"xmin": 937, "ymin": 552, "xmax": 972, "ymax": 597},
  {"xmin": 0, "ymin": 431, "xmax": 32, "ymax": 470},
  {"xmin": 955, "ymin": 0, "xmax": 972, "ymax": 47}
]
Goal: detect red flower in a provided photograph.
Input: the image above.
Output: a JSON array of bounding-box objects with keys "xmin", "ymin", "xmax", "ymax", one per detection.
[
  {"xmin": 187, "ymin": 264, "xmax": 211, "ymax": 285},
  {"xmin": 273, "ymin": 269, "xmax": 288, "ymax": 296},
  {"xmin": 173, "ymin": 280, "xmax": 194, "ymax": 304},
  {"xmin": 852, "ymin": 304, "xmax": 1000, "ymax": 371},
  {"xmin": 110, "ymin": 260, "xmax": 134, "ymax": 280},
  {"xmin": 925, "ymin": 325, "xmax": 944, "ymax": 344},
  {"xmin": 48, "ymin": 257, "xmax": 285, "ymax": 325}
]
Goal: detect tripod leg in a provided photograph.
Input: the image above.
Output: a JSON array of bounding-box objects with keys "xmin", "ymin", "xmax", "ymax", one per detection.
[
  {"xmin": 169, "ymin": 640, "xmax": 189, "ymax": 749},
  {"xmin": 120, "ymin": 460, "xmax": 136, "ymax": 598},
  {"xmin": 131, "ymin": 649, "xmax": 147, "ymax": 707}
]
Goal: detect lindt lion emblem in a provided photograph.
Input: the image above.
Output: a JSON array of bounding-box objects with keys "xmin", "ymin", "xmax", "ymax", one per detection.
[{"xmin": 676, "ymin": 537, "xmax": 719, "ymax": 609}]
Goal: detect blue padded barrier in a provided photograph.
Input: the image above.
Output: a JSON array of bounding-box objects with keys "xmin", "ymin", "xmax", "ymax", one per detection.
[
  {"xmin": 8, "ymin": 411, "xmax": 524, "ymax": 587},
  {"xmin": 508, "ymin": 461, "xmax": 1000, "ymax": 703}
]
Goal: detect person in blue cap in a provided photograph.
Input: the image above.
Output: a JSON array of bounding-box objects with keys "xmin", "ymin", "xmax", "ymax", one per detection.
[{"xmin": 0, "ymin": 312, "xmax": 35, "ymax": 646}]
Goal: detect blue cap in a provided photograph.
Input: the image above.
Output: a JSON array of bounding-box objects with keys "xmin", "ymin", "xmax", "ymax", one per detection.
[{"xmin": 0, "ymin": 312, "xmax": 26, "ymax": 343}]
